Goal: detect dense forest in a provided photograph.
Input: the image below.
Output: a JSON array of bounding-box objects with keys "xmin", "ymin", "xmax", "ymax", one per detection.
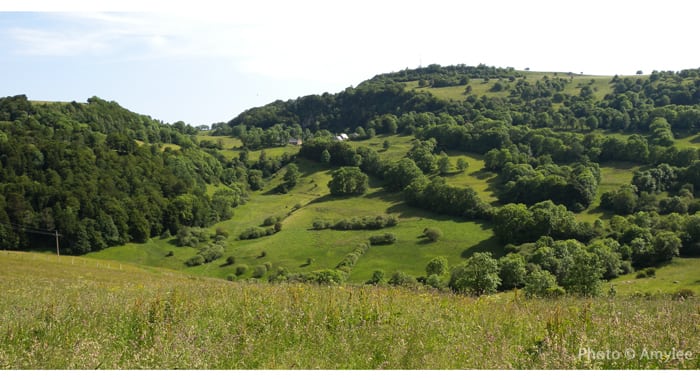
[{"xmin": 0, "ymin": 95, "xmax": 255, "ymax": 254}]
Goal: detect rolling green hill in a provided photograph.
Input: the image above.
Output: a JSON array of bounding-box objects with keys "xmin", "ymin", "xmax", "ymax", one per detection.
[{"xmin": 4, "ymin": 64, "xmax": 700, "ymax": 298}]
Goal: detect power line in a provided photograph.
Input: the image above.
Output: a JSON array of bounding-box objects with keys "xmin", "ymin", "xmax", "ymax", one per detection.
[
  {"xmin": 0, "ymin": 221, "xmax": 59, "ymax": 237},
  {"xmin": 0, "ymin": 220, "xmax": 61, "ymax": 255}
]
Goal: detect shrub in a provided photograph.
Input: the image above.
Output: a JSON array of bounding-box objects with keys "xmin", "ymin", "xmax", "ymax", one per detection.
[
  {"xmin": 426, "ymin": 274, "xmax": 444, "ymax": 289},
  {"xmin": 274, "ymin": 222, "xmax": 283, "ymax": 232},
  {"xmin": 184, "ymin": 255, "xmax": 205, "ymax": 267},
  {"xmin": 225, "ymin": 255, "xmax": 236, "ymax": 266},
  {"xmin": 215, "ymin": 227, "xmax": 229, "ymax": 238},
  {"xmin": 673, "ymin": 288, "xmax": 695, "ymax": 300},
  {"xmin": 449, "ymin": 252, "xmax": 501, "ymax": 295},
  {"xmin": 620, "ymin": 261, "xmax": 634, "ymax": 274},
  {"xmin": 498, "ymin": 253, "xmax": 527, "ymax": 290},
  {"xmin": 423, "ymin": 227, "xmax": 443, "ymax": 242},
  {"xmin": 300, "ymin": 269, "xmax": 346, "ymax": 285},
  {"xmin": 312, "ymin": 219, "xmax": 332, "ymax": 230},
  {"xmin": 426, "ymin": 256, "xmax": 449, "ymax": 277},
  {"xmin": 198, "ymin": 243, "xmax": 224, "ymax": 263},
  {"xmin": 366, "ymin": 270, "xmax": 385, "ymax": 285},
  {"xmin": 235, "ymin": 264, "xmax": 248, "ymax": 276},
  {"xmin": 369, "ymin": 233, "xmax": 397, "ymax": 245},
  {"xmin": 176, "ymin": 226, "xmax": 209, "ymax": 247},
  {"xmin": 239, "ymin": 227, "xmax": 276, "ymax": 240},
  {"xmin": 268, "ymin": 267, "xmax": 289, "ymax": 283},
  {"xmin": 226, "ymin": 274, "xmax": 236, "ymax": 281},
  {"xmin": 252, "ymin": 265, "xmax": 267, "ymax": 278},
  {"xmin": 165, "ymin": 250, "xmax": 174, "ymax": 257},
  {"xmin": 262, "ymin": 215, "xmax": 283, "ymax": 226},
  {"xmin": 645, "ymin": 267, "xmax": 656, "ymax": 277},
  {"xmin": 264, "ymin": 262, "xmax": 273, "ymax": 271},
  {"xmin": 388, "ymin": 271, "xmax": 416, "ymax": 286},
  {"xmin": 524, "ymin": 268, "xmax": 562, "ymax": 298}
]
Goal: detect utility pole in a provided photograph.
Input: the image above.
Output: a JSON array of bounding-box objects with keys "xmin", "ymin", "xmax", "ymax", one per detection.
[{"xmin": 55, "ymin": 230, "xmax": 60, "ymax": 256}]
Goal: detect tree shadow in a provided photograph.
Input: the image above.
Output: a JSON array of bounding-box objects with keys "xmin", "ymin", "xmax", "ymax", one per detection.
[
  {"xmin": 470, "ymin": 169, "xmax": 497, "ymax": 180},
  {"xmin": 461, "ymin": 235, "xmax": 504, "ymax": 259},
  {"xmin": 416, "ymin": 237, "xmax": 438, "ymax": 245}
]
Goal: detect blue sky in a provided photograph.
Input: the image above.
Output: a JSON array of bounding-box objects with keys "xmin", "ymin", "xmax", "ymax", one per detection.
[{"xmin": 1, "ymin": 1, "xmax": 699, "ymax": 126}]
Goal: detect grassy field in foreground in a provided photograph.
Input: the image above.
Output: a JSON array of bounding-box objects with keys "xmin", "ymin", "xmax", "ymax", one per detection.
[{"xmin": 1, "ymin": 251, "xmax": 698, "ymax": 369}]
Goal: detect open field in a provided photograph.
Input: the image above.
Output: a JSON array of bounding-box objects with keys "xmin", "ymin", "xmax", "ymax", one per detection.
[
  {"xmin": 90, "ymin": 157, "xmax": 498, "ymax": 283},
  {"xmin": 402, "ymin": 71, "xmax": 628, "ymax": 102},
  {"xmin": 1, "ymin": 251, "xmax": 698, "ymax": 369},
  {"xmin": 611, "ymin": 257, "xmax": 700, "ymax": 296}
]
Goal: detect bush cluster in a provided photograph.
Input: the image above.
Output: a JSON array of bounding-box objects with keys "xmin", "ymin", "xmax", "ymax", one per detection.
[
  {"xmin": 239, "ymin": 226, "xmax": 277, "ymax": 240},
  {"xmin": 312, "ymin": 215, "xmax": 398, "ymax": 231},
  {"xmin": 262, "ymin": 215, "xmax": 284, "ymax": 226},
  {"xmin": 335, "ymin": 242, "xmax": 370, "ymax": 273},
  {"xmin": 289, "ymin": 269, "xmax": 347, "ymax": 285},
  {"xmin": 369, "ymin": 233, "xmax": 397, "ymax": 245},
  {"xmin": 176, "ymin": 227, "xmax": 210, "ymax": 247},
  {"xmin": 183, "ymin": 242, "xmax": 225, "ymax": 267}
]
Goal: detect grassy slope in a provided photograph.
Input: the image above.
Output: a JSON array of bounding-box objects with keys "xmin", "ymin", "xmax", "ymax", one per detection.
[
  {"xmin": 611, "ymin": 257, "xmax": 700, "ymax": 295},
  {"xmin": 1, "ymin": 251, "xmax": 698, "ymax": 369},
  {"xmin": 403, "ymin": 71, "xmax": 624, "ymax": 102},
  {"xmin": 91, "ymin": 72, "xmax": 700, "ymax": 284},
  {"xmin": 92, "ymin": 129, "xmax": 700, "ymax": 283}
]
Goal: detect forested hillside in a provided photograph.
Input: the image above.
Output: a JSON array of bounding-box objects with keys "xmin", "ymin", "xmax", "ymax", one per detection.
[{"xmin": 0, "ymin": 95, "xmax": 246, "ymax": 254}]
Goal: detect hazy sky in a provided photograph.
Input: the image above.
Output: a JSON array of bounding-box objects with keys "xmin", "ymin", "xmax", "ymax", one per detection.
[{"xmin": 1, "ymin": 0, "xmax": 698, "ymax": 126}]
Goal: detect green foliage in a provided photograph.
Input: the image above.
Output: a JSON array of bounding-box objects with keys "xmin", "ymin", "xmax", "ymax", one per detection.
[
  {"xmin": 425, "ymin": 256, "xmax": 449, "ymax": 277},
  {"xmin": 293, "ymin": 269, "xmax": 346, "ymax": 285},
  {"xmin": 314, "ymin": 215, "xmax": 398, "ymax": 231},
  {"xmin": 404, "ymin": 177, "xmax": 491, "ymax": 220},
  {"xmin": 383, "ymin": 158, "xmax": 423, "ymax": 192},
  {"xmin": 388, "ymin": 271, "xmax": 416, "ymax": 286},
  {"xmin": 562, "ymin": 244, "xmax": 603, "ymax": 296},
  {"xmin": 0, "ymin": 95, "xmax": 243, "ymax": 254},
  {"xmin": 498, "ymin": 253, "xmax": 527, "ymax": 290},
  {"xmin": 422, "ymin": 227, "xmax": 443, "ymax": 242},
  {"xmin": 239, "ymin": 226, "xmax": 276, "ymax": 240},
  {"xmin": 184, "ymin": 255, "xmax": 205, "ymax": 267},
  {"xmin": 524, "ymin": 268, "xmax": 564, "ymax": 298},
  {"xmin": 366, "ymin": 270, "xmax": 385, "ymax": 285},
  {"xmin": 493, "ymin": 201, "xmax": 587, "ymax": 245},
  {"xmin": 262, "ymin": 215, "xmax": 284, "ymax": 226},
  {"xmin": 369, "ymin": 233, "xmax": 397, "ymax": 246},
  {"xmin": 235, "ymin": 264, "xmax": 249, "ymax": 276},
  {"xmin": 449, "ymin": 252, "xmax": 501, "ymax": 295},
  {"xmin": 328, "ymin": 167, "xmax": 369, "ymax": 195},
  {"xmin": 456, "ymin": 157, "xmax": 469, "ymax": 172},
  {"xmin": 176, "ymin": 227, "xmax": 210, "ymax": 248},
  {"xmin": 279, "ymin": 163, "xmax": 301, "ymax": 192},
  {"xmin": 252, "ymin": 265, "xmax": 268, "ymax": 278}
]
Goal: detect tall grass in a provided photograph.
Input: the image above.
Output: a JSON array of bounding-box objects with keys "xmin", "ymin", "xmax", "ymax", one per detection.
[{"xmin": 1, "ymin": 252, "xmax": 698, "ymax": 369}]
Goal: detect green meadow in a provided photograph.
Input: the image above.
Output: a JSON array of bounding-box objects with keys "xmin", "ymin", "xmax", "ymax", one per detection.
[{"xmin": 1, "ymin": 251, "xmax": 698, "ymax": 369}]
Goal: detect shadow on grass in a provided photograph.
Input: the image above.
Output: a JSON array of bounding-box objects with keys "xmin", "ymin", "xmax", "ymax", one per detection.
[
  {"xmin": 461, "ymin": 235, "xmax": 504, "ymax": 259},
  {"xmin": 470, "ymin": 168, "xmax": 497, "ymax": 181}
]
